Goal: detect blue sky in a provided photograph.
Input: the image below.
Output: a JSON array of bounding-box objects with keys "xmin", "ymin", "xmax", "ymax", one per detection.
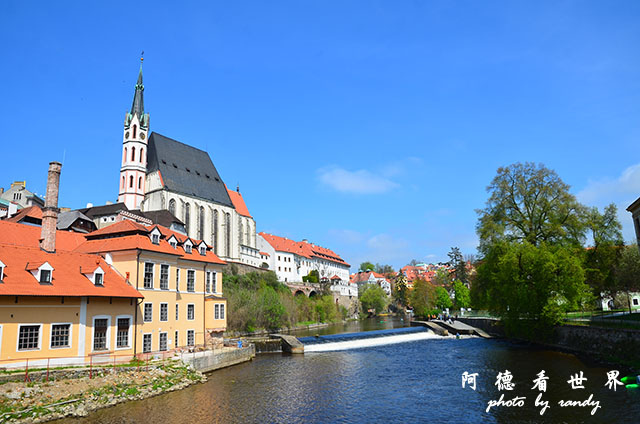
[{"xmin": 2, "ymin": 1, "xmax": 640, "ymax": 270}]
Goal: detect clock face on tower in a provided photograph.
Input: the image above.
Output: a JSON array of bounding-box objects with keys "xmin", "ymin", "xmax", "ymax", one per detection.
[
  {"xmin": 125, "ymin": 131, "xmax": 130, "ymax": 139},
  {"xmin": 140, "ymin": 132, "xmax": 146, "ymax": 140}
]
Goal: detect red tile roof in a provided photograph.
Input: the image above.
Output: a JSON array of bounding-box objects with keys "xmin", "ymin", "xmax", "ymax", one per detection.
[
  {"xmin": 350, "ymin": 271, "xmax": 389, "ymax": 284},
  {"xmin": 87, "ymin": 219, "xmax": 150, "ymax": 238},
  {"xmin": 226, "ymin": 187, "xmax": 252, "ymax": 218},
  {"xmin": 259, "ymin": 232, "xmax": 350, "ymax": 267},
  {"xmin": 0, "ymin": 222, "xmax": 141, "ymax": 298},
  {"xmin": 0, "ymin": 221, "xmax": 86, "ymax": 251},
  {"xmin": 5, "ymin": 205, "xmax": 42, "ymax": 223}
]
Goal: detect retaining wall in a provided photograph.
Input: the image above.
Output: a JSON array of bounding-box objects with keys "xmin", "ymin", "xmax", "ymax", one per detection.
[{"xmin": 183, "ymin": 345, "xmax": 255, "ymax": 373}]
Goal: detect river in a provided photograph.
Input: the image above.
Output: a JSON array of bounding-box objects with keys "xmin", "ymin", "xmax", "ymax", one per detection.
[{"xmin": 58, "ymin": 318, "xmax": 639, "ymax": 423}]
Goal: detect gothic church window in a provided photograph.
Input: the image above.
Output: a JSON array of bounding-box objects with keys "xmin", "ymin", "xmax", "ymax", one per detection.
[
  {"xmin": 140, "ymin": 148, "xmax": 144, "ymax": 163},
  {"xmin": 184, "ymin": 203, "xmax": 191, "ymax": 233},
  {"xmin": 225, "ymin": 213, "xmax": 231, "ymax": 257},
  {"xmin": 129, "ymin": 176, "xmax": 134, "ymax": 188},
  {"xmin": 131, "ymin": 147, "xmax": 136, "ymax": 161},
  {"xmin": 239, "ymin": 220, "xmax": 244, "ymax": 245},
  {"xmin": 169, "ymin": 199, "xmax": 176, "ymax": 216},
  {"xmin": 213, "ymin": 210, "xmax": 219, "ymax": 255},
  {"xmin": 199, "ymin": 206, "xmax": 205, "ymax": 240},
  {"xmin": 133, "ymin": 125, "xmax": 137, "ymax": 138},
  {"xmin": 138, "ymin": 176, "xmax": 142, "ymax": 189},
  {"xmin": 121, "ymin": 176, "xmax": 125, "ymax": 188}
]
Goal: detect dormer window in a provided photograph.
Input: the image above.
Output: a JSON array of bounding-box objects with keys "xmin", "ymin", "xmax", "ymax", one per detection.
[
  {"xmin": 40, "ymin": 269, "xmax": 51, "ymax": 283},
  {"xmin": 184, "ymin": 240, "xmax": 193, "ymax": 254},
  {"xmin": 199, "ymin": 246, "xmax": 206, "ymax": 256},
  {"xmin": 150, "ymin": 228, "xmax": 162, "ymax": 245},
  {"xmin": 94, "ymin": 272, "xmax": 104, "ymax": 286},
  {"xmin": 27, "ymin": 262, "xmax": 54, "ymax": 284},
  {"xmin": 167, "ymin": 235, "xmax": 178, "ymax": 249},
  {"xmin": 0, "ymin": 260, "xmax": 5, "ymax": 281}
]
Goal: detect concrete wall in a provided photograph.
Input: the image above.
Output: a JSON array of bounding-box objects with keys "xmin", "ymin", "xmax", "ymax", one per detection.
[{"xmin": 182, "ymin": 345, "xmax": 255, "ymax": 373}]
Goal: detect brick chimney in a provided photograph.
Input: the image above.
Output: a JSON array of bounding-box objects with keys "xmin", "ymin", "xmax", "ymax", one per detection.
[{"xmin": 40, "ymin": 162, "xmax": 62, "ymax": 253}]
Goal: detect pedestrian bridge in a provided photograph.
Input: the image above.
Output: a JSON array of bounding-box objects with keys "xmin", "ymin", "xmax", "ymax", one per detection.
[{"xmin": 285, "ymin": 282, "xmax": 321, "ymax": 298}]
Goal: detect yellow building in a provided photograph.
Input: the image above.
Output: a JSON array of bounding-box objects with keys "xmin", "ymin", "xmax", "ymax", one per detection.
[
  {"xmin": 75, "ymin": 220, "xmax": 227, "ymax": 353},
  {"xmin": 0, "ymin": 221, "xmax": 142, "ymax": 367}
]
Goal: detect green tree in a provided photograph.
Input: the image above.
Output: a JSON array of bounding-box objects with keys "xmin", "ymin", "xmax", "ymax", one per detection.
[
  {"xmin": 359, "ymin": 261, "xmax": 375, "ymax": 272},
  {"xmin": 409, "ymin": 278, "xmax": 436, "ymax": 317},
  {"xmin": 435, "ymin": 286, "xmax": 452, "ymax": 310},
  {"xmin": 393, "ymin": 274, "xmax": 409, "ymax": 307},
  {"xmin": 448, "ymin": 247, "xmax": 469, "ymax": 285},
  {"xmin": 433, "ymin": 268, "xmax": 452, "ymax": 288},
  {"xmin": 476, "ymin": 162, "xmax": 585, "ymax": 252},
  {"xmin": 259, "ymin": 286, "xmax": 286, "ymax": 330},
  {"xmin": 302, "ymin": 269, "xmax": 320, "ymax": 283},
  {"xmin": 474, "ymin": 240, "xmax": 587, "ymax": 337},
  {"xmin": 453, "ymin": 280, "xmax": 471, "ymax": 309},
  {"xmin": 614, "ymin": 245, "xmax": 640, "ymax": 313},
  {"xmin": 582, "ymin": 204, "xmax": 623, "ymax": 303},
  {"xmin": 375, "ymin": 263, "xmax": 395, "ymax": 274},
  {"xmin": 360, "ymin": 285, "xmax": 388, "ymax": 314}
]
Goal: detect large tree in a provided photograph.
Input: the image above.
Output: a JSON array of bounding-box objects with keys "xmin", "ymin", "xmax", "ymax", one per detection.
[
  {"xmin": 474, "ymin": 162, "xmax": 592, "ymax": 338},
  {"xmin": 448, "ymin": 246, "xmax": 469, "ymax": 285},
  {"xmin": 614, "ymin": 245, "xmax": 640, "ymax": 313},
  {"xmin": 393, "ymin": 274, "xmax": 409, "ymax": 307},
  {"xmin": 409, "ymin": 278, "xmax": 436, "ymax": 317},
  {"xmin": 476, "ymin": 162, "xmax": 585, "ymax": 253},
  {"xmin": 453, "ymin": 280, "xmax": 471, "ymax": 310},
  {"xmin": 359, "ymin": 261, "xmax": 375, "ymax": 272},
  {"xmin": 435, "ymin": 286, "xmax": 453, "ymax": 310},
  {"xmin": 360, "ymin": 285, "xmax": 388, "ymax": 314}
]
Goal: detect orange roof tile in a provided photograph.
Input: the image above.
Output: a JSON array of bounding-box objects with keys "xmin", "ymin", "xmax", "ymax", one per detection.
[
  {"xmin": 87, "ymin": 219, "xmax": 150, "ymax": 238},
  {"xmin": 0, "ymin": 221, "xmax": 86, "ymax": 251},
  {"xmin": 226, "ymin": 187, "xmax": 252, "ymax": 218},
  {"xmin": 5, "ymin": 205, "xmax": 42, "ymax": 223},
  {"xmin": 0, "ymin": 222, "xmax": 141, "ymax": 298},
  {"xmin": 259, "ymin": 232, "xmax": 350, "ymax": 267}
]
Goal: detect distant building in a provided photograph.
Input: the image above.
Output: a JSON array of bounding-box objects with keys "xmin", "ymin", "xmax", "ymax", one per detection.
[
  {"xmin": 0, "ymin": 181, "xmax": 44, "ymax": 210},
  {"xmin": 627, "ymin": 197, "xmax": 640, "ymax": 249},
  {"xmin": 350, "ymin": 271, "xmax": 391, "ymax": 295},
  {"xmin": 259, "ymin": 232, "xmax": 350, "ymax": 285}
]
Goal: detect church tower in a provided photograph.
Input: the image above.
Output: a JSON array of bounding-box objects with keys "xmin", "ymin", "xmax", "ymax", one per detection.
[{"xmin": 118, "ymin": 57, "xmax": 150, "ymax": 210}]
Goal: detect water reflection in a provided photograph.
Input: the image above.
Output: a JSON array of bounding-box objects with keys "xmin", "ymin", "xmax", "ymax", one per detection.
[{"xmin": 56, "ymin": 321, "xmax": 639, "ymax": 424}]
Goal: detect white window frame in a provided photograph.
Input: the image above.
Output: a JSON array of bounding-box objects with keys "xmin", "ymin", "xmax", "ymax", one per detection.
[
  {"xmin": 49, "ymin": 322, "xmax": 72, "ymax": 349},
  {"xmin": 212, "ymin": 271, "xmax": 218, "ymax": 293},
  {"xmin": 214, "ymin": 304, "xmax": 220, "ymax": 320},
  {"xmin": 187, "ymin": 303, "xmax": 195, "ymax": 321},
  {"xmin": 143, "ymin": 303, "xmax": 153, "ymax": 323},
  {"xmin": 205, "ymin": 271, "xmax": 211, "ymax": 293},
  {"xmin": 159, "ymin": 332, "xmax": 168, "ymax": 351},
  {"xmin": 186, "ymin": 329, "xmax": 195, "ymax": 347},
  {"xmin": 143, "ymin": 262, "xmax": 155, "ymax": 289},
  {"xmin": 115, "ymin": 315, "xmax": 133, "ymax": 350},
  {"xmin": 184, "ymin": 240, "xmax": 193, "ymax": 254},
  {"xmin": 219, "ymin": 303, "xmax": 225, "ymax": 320},
  {"xmin": 16, "ymin": 324, "xmax": 42, "ymax": 351},
  {"xmin": 142, "ymin": 333, "xmax": 152, "ymax": 353},
  {"xmin": 160, "ymin": 263, "xmax": 170, "ymax": 290},
  {"xmin": 159, "ymin": 302, "xmax": 168, "ymax": 322},
  {"xmin": 91, "ymin": 315, "xmax": 111, "ymax": 352},
  {"xmin": 187, "ymin": 269, "xmax": 196, "ymax": 292},
  {"xmin": 0, "ymin": 259, "xmax": 5, "ymax": 281},
  {"xmin": 175, "ymin": 268, "xmax": 180, "ymax": 292}
]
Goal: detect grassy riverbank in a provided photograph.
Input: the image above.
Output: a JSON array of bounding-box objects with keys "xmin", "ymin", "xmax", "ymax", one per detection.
[{"xmin": 0, "ymin": 362, "xmax": 204, "ymax": 423}]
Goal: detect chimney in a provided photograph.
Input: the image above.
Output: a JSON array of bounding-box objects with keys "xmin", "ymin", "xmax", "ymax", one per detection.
[{"xmin": 40, "ymin": 162, "xmax": 62, "ymax": 253}]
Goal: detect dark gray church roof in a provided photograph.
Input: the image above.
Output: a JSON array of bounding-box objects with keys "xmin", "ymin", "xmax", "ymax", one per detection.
[{"xmin": 146, "ymin": 132, "xmax": 234, "ymax": 208}]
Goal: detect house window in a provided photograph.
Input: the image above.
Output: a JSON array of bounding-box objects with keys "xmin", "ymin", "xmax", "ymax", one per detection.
[
  {"xmin": 40, "ymin": 269, "xmax": 51, "ymax": 283},
  {"xmin": 144, "ymin": 263, "xmax": 154, "ymax": 289},
  {"xmin": 50, "ymin": 324, "xmax": 70, "ymax": 348},
  {"xmin": 152, "ymin": 234, "xmax": 160, "ymax": 244},
  {"xmin": 212, "ymin": 272, "xmax": 217, "ymax": 293},
  {"xmin": 143, "ymin": 303, "xmax": 153, "ymax": 322},
  {"xmin": 214, "ymin": 304, "xmax": 220, "ymax": 320},
  {"xmin": 143, "ymin": 333, "xmax": 152, "ymax": 353},
  {"xmin": 199, "ymin": 246, "xmax": 206, "ymax": 256},
  {"xmin": 185, "ymin": 243, "xmax": 192, "ymax": 254},
  {"xmin": 93, "ymin": 318, "xmax": 108, "ymax": 351},
  {"xmin": 160, "ymin": 303, "xmax": 168, "ymax": 322},
  {"xmin": 634, "ymin": 298, "xmax": 639, "ymax": 306},
  {"xmin": 187, "ymin": 330, "xmax": 195, "ymax": 346},
  {"xmin": 160, "ymin": 264, "xmax": 169, "ymax": 290},
  {"xmin": 117, "ymin": 318, "xmax": 130, "ymax": 348},
  {"xmin": 18, "ymin": 325, "xmax": 40, "ymax": 350},
  {"xmin": 205, "ymin": 271, "xmax": 211, "ymax": 293},
  {"xmin": 175, "ymin": 303, "xmax": 179, "ymax": 320},
  {"xmin": 175, "ymin": 330, "xmax": 179, "ymax": 348},
  {"xmin": 159, "ymin": 332, "xmax": 168, "ymax": 351},
  {"xmin": 175, "ymin": 268, "xmax": 180, "ymax": 291},
  {"xmin": 187, "ymin": 304, "xmax": 195, "ymax": 320},
  {"xmin": 94, "ymin": 272, "xmax": 103, "ymax": 286},
  {"xmin": 170, "ymin": 241, "xmax": 177, "ymax": 248},
  {"xmin": 187, "ymin": 270, "xmax": 195, "ymax": 292},
  {"xmin": 219, "ymin": 304, "xmax": 225, "ymax": 320}
]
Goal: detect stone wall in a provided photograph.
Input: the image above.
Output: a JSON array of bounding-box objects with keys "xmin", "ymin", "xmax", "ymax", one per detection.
[
  {"xmin": 459, "ymin": 317, "xmax": 640, "ymax": 365},
  {"xmin": 223, "ymin": 262, "xmax": 268, "ymax": 276},
  {"xmin": 182, "ymin": 345, "xmax": 255, "ymax": 373}
]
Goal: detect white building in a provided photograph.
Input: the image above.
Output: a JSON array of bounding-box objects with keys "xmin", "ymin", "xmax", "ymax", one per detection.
[
  {"xmin": 350, "ymin": 271, "xmax": 392, "ymax": 296},
  {"xmin": 258, "ymin": 232, "xmax": 351, "ymax": 288},
  {"xmin": 115, "ymin": 61, "xmax": 259, "ymax": 265}
]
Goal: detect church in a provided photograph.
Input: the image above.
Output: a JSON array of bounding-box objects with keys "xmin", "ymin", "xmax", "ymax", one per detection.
[{"xmin": 117, "ymin": 61, "xmax": 260, "ymax": 266}]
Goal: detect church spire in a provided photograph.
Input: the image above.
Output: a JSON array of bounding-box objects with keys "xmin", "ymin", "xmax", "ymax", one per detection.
[
  {"xmin": 125, "ymin": 54, "xmax": 149, "ymax": 130},
  {"xmin": 130, "ymin": 55, "xmax": 145, "ymax": 119}
]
